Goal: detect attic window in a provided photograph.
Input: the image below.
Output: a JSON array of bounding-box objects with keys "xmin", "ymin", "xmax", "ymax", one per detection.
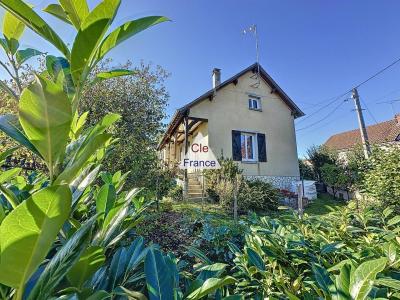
[{"xmin": 248, "ymin": 96, "xmax": 261, "ymax": 111}]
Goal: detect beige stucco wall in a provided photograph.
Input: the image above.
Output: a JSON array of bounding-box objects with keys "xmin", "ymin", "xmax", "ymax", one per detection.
[{"xmin": 188, "ymin": 70, "xmax": 300, "ymax": 177}]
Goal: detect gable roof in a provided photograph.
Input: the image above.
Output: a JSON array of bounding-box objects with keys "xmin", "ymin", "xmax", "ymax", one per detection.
[
  {"xmin": 180, "ymin": 62, "xmax": 304, "ymax": 118},
  {"xmin": 158, "ymin": 63, "xmax": 305, "ymax": 149},
  {"xmin": 324, "ymin": 116, "xmax": 400, "ymax": 151}
]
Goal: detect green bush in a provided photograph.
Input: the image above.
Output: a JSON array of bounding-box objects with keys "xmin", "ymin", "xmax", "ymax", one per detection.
[
  {"xmin": 205, "ymin": 158, "xmax": 242, "ymax": 209},
  {"xmin": 238, "ymin": 179, "xmax": 279, "ymax": 212},
  {"xmin": 168, "ymin": 184, "xmax": 183, "ymax": 201},
  {"xmin": 362, "ymin": 148, "xmax": 400, "ymax": 209}
]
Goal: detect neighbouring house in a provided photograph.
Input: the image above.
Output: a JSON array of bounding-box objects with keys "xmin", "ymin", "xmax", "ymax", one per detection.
[
  {"xmin": 325, "ymin": 114, "xmax": 400, "ymax": 158},
  {"xmin": 157, "ymin": 63, "xmax": 304, "ymax": 198},
  {"xmin": 323, "ymin": 114, "xmax": 400, "ymax": 200}
]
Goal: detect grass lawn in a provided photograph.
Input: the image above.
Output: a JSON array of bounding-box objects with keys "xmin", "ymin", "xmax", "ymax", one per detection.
[
  {"xmin": 304, "ymin": 193, "xmax": 347, "ymax": 216},
  {"xmin": 161, "ymin": 194, "xmax": 346, "ymax": 222},
  {"xmin": 160, "ymin": 192, "xmax": 347, "ymax": 223}
]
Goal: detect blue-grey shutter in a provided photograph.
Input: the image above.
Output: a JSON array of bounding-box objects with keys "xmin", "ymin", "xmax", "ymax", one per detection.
[
  {"xmin": 257, "ymin": 133, "xmax": 267, "ymax": 162},
  {"xmin": 232, "ymin": 130, "xmax": 242, "ymax": 161}
]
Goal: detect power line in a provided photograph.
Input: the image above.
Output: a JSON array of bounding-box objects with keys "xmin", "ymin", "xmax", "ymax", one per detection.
[
  {"xmin": 296, "ymin": 56, "xmax": 400, "ymax": 128},
  {"xmin": 297, "ymin": 110, "xmax": 353, "ymax": 135},
  {"xmin": 360, "ymin": 98, "xmax": 378, "ymax": 124},
  {"xmin": 296, "ymin": 100, "xmax": 347, "ymax": 131},
  {"xmin": 353, "ymin": 57, "xmax": 400, "ymax": 89}
]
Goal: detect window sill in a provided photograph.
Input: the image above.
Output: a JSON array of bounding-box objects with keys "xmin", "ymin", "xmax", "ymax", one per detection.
[
  {"xmin": 241, "ymin": 160, "xmax": 258, "ymax": 164},
  {"xmin": 249, "ymin": 108, "xmax": 262, "ymax": 112}
]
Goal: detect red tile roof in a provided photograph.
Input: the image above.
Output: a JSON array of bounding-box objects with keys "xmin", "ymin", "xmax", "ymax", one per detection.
[{"xmin": 324, "ymin": 115, "xmax": 400, "ymax": 151}]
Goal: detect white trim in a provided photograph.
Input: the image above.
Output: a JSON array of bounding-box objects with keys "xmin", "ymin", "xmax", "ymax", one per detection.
[
  {"xmin": 248, "ymin": 96, "xmax": 262, "ymax": 111},
  {"xmin": 240, "ymin": 132, "xmax": 258, "ymax": 162}
]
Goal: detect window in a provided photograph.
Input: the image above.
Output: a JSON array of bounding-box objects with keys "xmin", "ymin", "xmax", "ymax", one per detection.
[
  {"xmin": 248, "ymin": 97, "xmax": 261, "ymax": 110},
  {"xmin": 240, "ymin": 132, "xmax": 257, "ymax": 161}
]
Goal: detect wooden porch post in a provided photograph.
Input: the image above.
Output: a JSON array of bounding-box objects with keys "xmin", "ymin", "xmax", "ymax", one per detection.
[{"xmin": 183, "ymin": 116, "xmax": 189, "ymax": 200}]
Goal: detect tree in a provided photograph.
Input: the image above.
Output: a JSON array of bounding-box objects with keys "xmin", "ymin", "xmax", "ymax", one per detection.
[
  {"xmin": 80, "ymin": 60, "xmax": 169, "ymax": 189},
  {"xmin": 299, "ymin": 159, "xmax": 315, "ymax": 180},
  {"xmin": 362, "ymin": 148, "xmax": 400, "ymax": 208},
  {"xmin": 321, "ymin": 163, "xmax": 350, "ymax": 198},
  {"xmin": 306, "ymin": 145, "xmax": 337, "ymax": 182}
]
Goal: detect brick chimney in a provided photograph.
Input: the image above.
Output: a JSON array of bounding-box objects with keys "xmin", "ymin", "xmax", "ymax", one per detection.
[
  {"xmin": 212, "ymin": 68, "xmax": 221, "ymax": 89},
  {"xmin": 396, "ymin": 113, "xmax": 400, "ymax": 124}
]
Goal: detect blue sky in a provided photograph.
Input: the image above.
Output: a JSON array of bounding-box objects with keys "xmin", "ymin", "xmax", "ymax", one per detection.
[{"xmin": 1, "ymin": 0, "xmax": 400, "ymax": 157}]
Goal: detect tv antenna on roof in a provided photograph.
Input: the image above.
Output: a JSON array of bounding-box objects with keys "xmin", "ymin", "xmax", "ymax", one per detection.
[{"xmin": 243, "ymin": 24, "xmax": 260, "ymax": 88}]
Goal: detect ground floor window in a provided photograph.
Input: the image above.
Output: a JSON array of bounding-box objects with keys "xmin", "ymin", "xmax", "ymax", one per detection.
[{"xmin": 241, "ymin": 132, "xmax": 257, "ymax": 161}]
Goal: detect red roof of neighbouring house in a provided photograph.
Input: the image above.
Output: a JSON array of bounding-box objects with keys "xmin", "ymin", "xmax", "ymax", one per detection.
[{"xmin": 324, "ymin": 115, "xmax": 400, "ymax": 151}]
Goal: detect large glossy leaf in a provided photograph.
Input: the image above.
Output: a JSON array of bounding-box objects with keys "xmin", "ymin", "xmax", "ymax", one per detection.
[
  {"xmin": 43, "ymin": 4, "xmax": 72, "ymax": 25},
  {"xmin": 312, "ymin": 264, "xmax": 337, "ymax": 298},
  {"xmin": 349, "ymin": 257, "xmax": 387, "ymax": 300},
  {"xmin": 54, "ymin": 133, "xmax": 111, "ymax": 185},
  {"xmin": 0, "ymin": 168, "xmax": 21, "ymax": 184},
  {"xmin": 246, "ymin": 248, "xmax": 265, "ymax": 271},
  {"xmin": 67, "ymin": 246, "xmax": 105, "ymax": 288},
  {"xmin": 186, "ymin": 276, "xmax": 236, "ymax": 300},
  {"xmin": 46, "ymin": 55, "xmax": 75, "ymax": 96},
  {"xmin": 145, "ymin": 248, "xmax": 174, "ymax": 300},
  {"xmin": 374, "ymin": 277, "xmax": 400, "ymax": 290},
  {"xmin": 335, "ymin": 264, "xmax": 351, "ymax": 300},
  {"xmin": 95, "ymin": 16, "xmax": 169, "ymax": 63},
  {"xmin": 3, "ymin": 11, "xmax": 25, "ymax": 41},
  {"xmin": 0, "ymin": 184, "xmax": 19, "ymax": 209},
  {"xmin": 109, "ymin": 246, "xmax": 128, "ymax": 290},
  {"xmin": 0, "ymin": 37, "xmax": 9, "ymax": 52},
  {"xmin": 0, "ymin": 114, "xmax": 41, "ymax": 157},
  {"xmin": 15, "ymin": 48, "xmax": 42, "ymax": 66},
  {"xmin": 0, "ymin": 0, "xmax": 70, "ymax": 58},
  {"xmin": 0, "ymin": 185, "xmax": 71, "ymax": 289},
  {"xmin": 19, "ymin": 74, "xmax": 72, "ymax": 172},
  {"xmin": 92, "ymin": 69, "xmax": 135, "ymax": 84},
  {"xmin": 96, "ymin": 184, "xmax": 116, "ymax": 217},
  {"xmin": 59, "ymin": 0, "xmax": 89, "ymax": 30},
  {"xmin": 3, "ymin": 11, "xmax": 25, "ymax": 54},
  {"xmin": 71, "ymin": 164, "xmax": 101, "ymax": 206},
  {"xmin": 114, "ymin": 286, "xmax": 147, "ymax": 300},
  {"xmin": 27, "ymin": 215, "xmax": 98, "ymax": 300},
  {"xmin": 70, "ymin": 0, "xmax": 121, "ymax": 86}
]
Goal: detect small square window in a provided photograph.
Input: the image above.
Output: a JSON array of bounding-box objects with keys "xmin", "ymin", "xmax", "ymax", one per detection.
[{"xmin": 248, "ymin": 97, "xmax": 261, "ymax": 110}]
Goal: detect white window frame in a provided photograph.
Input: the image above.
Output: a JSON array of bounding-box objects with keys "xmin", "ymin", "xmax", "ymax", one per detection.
[
  {"xmin": 248, "ymin": 96, "xmax": 261, "ymax": 111},
  {"xmin": 240, "ymin": 132, "xmax": 258, "ymax": 162}
]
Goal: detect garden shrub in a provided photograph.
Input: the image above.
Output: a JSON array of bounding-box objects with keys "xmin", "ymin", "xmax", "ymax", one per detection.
[
  {"xmin": 238, "ymin": 179, "xmax": 279, "ymax": 212},
  {"xmin": 206, "ymin": 159, "xmax": 279, "ymax": 212},
  {"xmin": 362, "ymin": 147, "xmax": 400, "ymax": 209},
  {"xmin": 205, "ymin": 158, "xmax": 242, "ymax": 209},
  {"xmin": 168, "ymin": 184, "xmax": 183, "ymax": 201}
]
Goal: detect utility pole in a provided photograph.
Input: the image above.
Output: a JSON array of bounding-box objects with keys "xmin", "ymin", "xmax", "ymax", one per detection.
[{"xmin": 351, "ymin": 88, "xmax": 370, "ymax": 159}]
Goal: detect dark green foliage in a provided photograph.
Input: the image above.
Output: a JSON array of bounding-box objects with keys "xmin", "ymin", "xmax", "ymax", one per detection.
[
  {"xmin": 321, "ymin": 163, "xmax": 351, "ymax": 197},
  {"xmin": 238, "ymin": 179, "xmax": 279, "ymax": 212},
  {"xmin": 362, "ymin": 148, "xmax": 400, "ymax": 209},
  {"xmin": 306, "ymin": 145, "xmax": 337, "ymax": 181},
  {"xmin": 298, "ymin": 159, "xmax": 315, "ymax": 180},
  {"xmin": 80, "ymin": 60, "xmax": 169, "ymax": 191},
  {"xmin": 168, "ymin": 185, "xmax": 183, "ymax": 201}
]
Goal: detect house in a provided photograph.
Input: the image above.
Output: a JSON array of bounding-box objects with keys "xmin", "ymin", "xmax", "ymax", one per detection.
[
  {"xmin": 325, "ymin": 114, "xmax": 400, "ymax": 158},
  {"xmin": 158, "ymin": 63, "xmax": 304, "ymax": 197},
  {"xmin": 323, "ymin": 114, "xmax": 400, "ymax": 200}
]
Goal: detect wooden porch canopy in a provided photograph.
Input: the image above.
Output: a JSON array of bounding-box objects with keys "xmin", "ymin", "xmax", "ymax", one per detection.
[{"xmin": 157, "ymin": 108, "xmax": 208, "ymax": 150}]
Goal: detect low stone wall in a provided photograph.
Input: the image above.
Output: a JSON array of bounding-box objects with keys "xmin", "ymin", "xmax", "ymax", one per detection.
[{"xmin": 244, "ymin": 175, "xmax": 300, "ymax": 190}]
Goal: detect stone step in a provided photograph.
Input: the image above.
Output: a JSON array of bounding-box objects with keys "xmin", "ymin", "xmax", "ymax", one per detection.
[
  {"xmin": 188, "ymin": 192, "xmax": 203, "ymax": 197},
  {"xmin": 186, "ymin": 197, "xmax": 207, "ymax": 202}
]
